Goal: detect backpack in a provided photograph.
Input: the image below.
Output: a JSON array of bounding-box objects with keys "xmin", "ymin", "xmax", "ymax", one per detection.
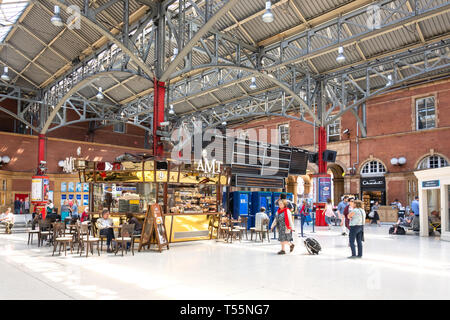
[
  {"xmin": 304, "ymin": 237, "xmax": 321, "ymax": 255},
  {"xmin": 389, "ymin": 226, "xmax": 406, "ymax": 235}
]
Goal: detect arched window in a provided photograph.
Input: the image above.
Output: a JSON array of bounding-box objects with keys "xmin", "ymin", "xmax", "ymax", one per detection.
[
  {"xmin": 417, "ymin": 155, "xmax": 448, "ymax": 169},
  {"xmin": 361, "ymin": 160, "xmax": 386, "ymax": 176}
]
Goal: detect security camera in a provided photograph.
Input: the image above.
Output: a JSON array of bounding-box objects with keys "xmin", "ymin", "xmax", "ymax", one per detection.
[{"xmin": 343, "ymin": 128, "xmax": 350, "ymax": 134}]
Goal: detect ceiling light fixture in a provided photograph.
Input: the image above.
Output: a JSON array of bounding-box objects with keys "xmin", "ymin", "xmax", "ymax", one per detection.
[
  {"xmin": 51, "ymin": 5, "xmax": 64, "ymax": 27},
  {"xmin": 96, "ymin": 87, "xmax": 104, "ymax": 100},
  {"xmin": 249, "ymin": 76, "xmax": 257, "ymax": 89},
  {"xmin": 336, "ymin": 46, "xmax": 346, "ymax": 63},
  {"xmin": 1, "ymin": 66, "xmax": 10, "ymax": 82},
  {"xmin": 222, "ymin": 121, "xmax": 227, "ymax": 126},
  {"xmin": 262, "ymin": 1, "xmax": 274, "ymax": 23},
  {"xmin": 169, "ymin": 104, "xmax": 175, "ymax": 115},
  {"xmin": 171, "ymin": 47, "xmax": 178, "ymax": 61},
  {"xmin": 386, "ymin": 74, "xmax": 393, "ymax": 86}
]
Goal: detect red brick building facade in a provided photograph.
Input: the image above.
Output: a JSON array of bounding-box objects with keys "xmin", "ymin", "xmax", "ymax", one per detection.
[{"xmin": 233, "ymin": 79, "xmax": 450, "ymax": 209}]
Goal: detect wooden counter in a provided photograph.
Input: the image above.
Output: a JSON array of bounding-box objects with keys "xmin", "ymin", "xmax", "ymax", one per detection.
[{"xmin": 377, "ymin": 206, "xmax": 398, "ymax": 222}]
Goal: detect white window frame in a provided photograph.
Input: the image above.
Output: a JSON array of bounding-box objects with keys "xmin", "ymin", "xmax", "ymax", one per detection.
[
  {"xmin": 416, "ymin": 96, "xmax": 436, "ymax": 130},
  {"xmin": 113, "ymin": 122, "xmax": 126, "ymax": 134},
  {"xmin": 278, "ymin": 123, "xmax": 289, "ymax": 145},
  {"xmin": 360, "ymin": 160, "xmax": 386, "ymax": 177},
  {"xmin": 417, "ymin": 155, "xmax": 448, "ymax": 170},
  {"xmin": 327, "ymin": 119, "xmax": 341, "ymax": 142}
]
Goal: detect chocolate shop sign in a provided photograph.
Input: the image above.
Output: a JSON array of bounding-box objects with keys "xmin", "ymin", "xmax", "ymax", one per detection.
[{"xmin": 360, "ymin": 177, "xmax": 385, "ymax": 190}]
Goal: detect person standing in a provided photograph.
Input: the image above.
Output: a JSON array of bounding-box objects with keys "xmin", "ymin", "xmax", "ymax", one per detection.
[
  {"xmin": 298, "ymin": 200, "xmax": 308, "ymax": 236},
  {"xmin": 14, "ymin": 197, "xmax": 21, "ymax": 215},
  {"xmin": 348, "ymin": 200, "xmax": 366, "ymax": 259},
  {"xmin": 70, "ymin": 200, "xmax": 79, "ymax": 220},
  {"xmin": 270, "ymin": 199, "xmax": 295, "ymax": 255},
  {"xmin": 61, "ymin": 200, "xmax": 71, "ymax": 222},
  {"xmin": 411, "ymin": 196, "xmax": 420, "ymax": 231},
  {"xmin": 46, "ymin": 200, "xmax": 54, "ymax": 216},
  {"xmin": 337, "ymin": 196, "xmax": 349, "ymax": 235},
  {"xmin": 23, "ymin": 197, "xmax": 30, "ymax": 215},
  {"xmin": 324, "ymin": 198, "xmax": 334, "ymax": 230}
]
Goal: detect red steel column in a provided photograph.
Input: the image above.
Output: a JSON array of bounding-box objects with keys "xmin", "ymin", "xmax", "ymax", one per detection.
[
  {"xmin": 318, "ymin": 126, "xmax": 327, "ymax": 174},
  {"xmin": 153, "ymin": 78, "xmax": 166, "ymax": 157},
  {"xmin": 37, "ymin": 133, "xmax": 46, "ymax": 165}
]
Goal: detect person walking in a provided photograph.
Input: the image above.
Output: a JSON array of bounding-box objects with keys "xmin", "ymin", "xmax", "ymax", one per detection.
[
  {"xmin": 270, "ymin": 199, "xmax": 295, "ymax": 255},
  {"xmin": 411, "ymin": 196, "xmax": 420, "ymax": 231},
  {"xmin": 69, "ymin": 200, "xmax": 79, "ymax": 220},
  {"xmin": 337, "ymin": 196, "xmax": 349, "ymax": 235},
  {"xmin": 370, "ymin": 201, "xmax": 381, "ymax": 226},
  {"xmin": 23, "ymin": 197, "xmax": 30, "ymax": 215},
  {"xmin": 324, "ymin": 198, "xmax": 334, "ymax": 230},
  {"xmin": 348, "ymin": 200, "xmax": 366, "ymax": 259}
]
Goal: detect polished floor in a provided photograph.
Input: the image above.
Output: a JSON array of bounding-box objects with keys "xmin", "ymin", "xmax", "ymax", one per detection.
[{"xmin": 1, "ymin": 221, "xmax": 449, "ymax": 300}]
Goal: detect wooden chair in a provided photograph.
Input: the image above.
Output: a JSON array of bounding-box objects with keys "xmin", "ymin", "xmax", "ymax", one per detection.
[
  {"xmin": 93, "ymin": 220, "xmax": 108, "ymax": 251},
  {"xmin": 256, "ymin": 219, "xmax": 270, "ymax": 243},
  {"xmin": 38, "ymin": 219, "xmax": 52, "ymax": 247},
  {"xmin": 229, "ymin": 218, "xmax": 242, "ymax": 243},
  {"xmin": 112, "ymin": 224, "xmax": 135, "ymax": 256},
  {"xmin": 209, "ymin": 214, "xmax": 220, "ymax": 239},
  {"xmin": 27, "ymin": 227, "xmax": 40, "ymax": 245},
  {"xmin": 236, "ymin": 216, "xmax": 248, "ymax": 240},
  {"xmin": 217, "ymin": 216, "xmax": 231, "ymax": 242},
  {"xmin": 78, "ymin": 223, "xmax": 100, "ymax": 257},
  {"xmin": 52, "ymin": 222, "xmax": 74, "ymax": 256}
]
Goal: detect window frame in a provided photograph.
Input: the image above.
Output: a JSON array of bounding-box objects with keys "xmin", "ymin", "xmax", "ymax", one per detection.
[
  {"xmin": 113, "ymin": 122, "xmax": 126, "ymax": 134},
  {"xmin": 415, "ymin": 96, "xmax": 436, "ymax": 131},
  {"xmin": 417, "ymin": 155, "xmax": 449, "ymax": 170},
  {"xmin": 327, "ymin": 118, "xmax": 341, "ymax": 142},
  {"xmin": 278, "ymin": 123, "xmax": 290, "ymax": 146},
  {"xmin": 360, "ymin": 160, "xmax": 386, "ymax": 177}
]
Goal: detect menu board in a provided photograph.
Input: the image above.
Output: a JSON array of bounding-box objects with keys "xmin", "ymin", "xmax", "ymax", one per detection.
[{"xmin": 138, "ymin": 204, "xmax": 169, "ymax": 253}]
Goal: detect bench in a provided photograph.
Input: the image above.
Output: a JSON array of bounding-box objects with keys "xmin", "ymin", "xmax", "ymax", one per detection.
[{"xmin": 0, "ymin": 214, "xmax": 32, "ymax": 233}]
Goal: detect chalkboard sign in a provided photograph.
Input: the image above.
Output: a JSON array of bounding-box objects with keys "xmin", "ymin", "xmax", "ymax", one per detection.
[{"xmin": 138, "ymin": 204, "xmax": 169, "ymax": 253}]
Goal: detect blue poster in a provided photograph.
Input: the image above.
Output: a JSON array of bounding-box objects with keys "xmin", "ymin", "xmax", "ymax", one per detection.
[
  {"xmin": 61, "ymin": 194, "xmax": 67, "ymax": 201},
  {"xmin": 61, "ymin": 182, "xmax": 67, "ymax": 192},
  {"xmin": 318, "ymin": 177, "xmax": 332, "ymax": 203},
  {"xmin": 76, "ymin": 182, "xmax": 82, "ymax": 193},
  {"xmin": 76, "ymin": 194, "xmax": 82, "ymax": 206},
  {"xmin": 83, "ymin": 194, "xmax": 89, "ymax": 206},
  {"xmin": 83, "ymin": 183, "xmax": 89, "ymax": 192},
  {"xmin": 69, "ymin": 194, "xmax": 74, "ymax": 200},
  {"xmin": 68, "ymin": 182, "xmax": 74, "ymax": 193}
]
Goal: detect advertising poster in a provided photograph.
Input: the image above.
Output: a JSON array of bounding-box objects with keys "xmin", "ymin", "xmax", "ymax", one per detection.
[
  {"xmin": 61, "ymin": 194, "xmax": 67, "ymax": 203},
  {"xmin": 68, "ymin": 182, "xmax": 74, "ymax": 193},
  {"xmin": 61, "ymin": 182, "xmax": 67, "ymax": 192},
  {"xmin": 83, "ymin": 183, "xmax": 89, "ymax": 192},
  {"xmin": 69, "ymin": 194, "xmax": 74, "ymax": 200},
  {"xmin": 83, "ymin": 194, "xmax": 89, "ymax": 206},
  {"xmin": 318, "ymin": 177, "xmax": 332, "ymax": 203},
  {"xmin": 76, "ymin": 182, "xmax": 82, "ymax": 193},
  {"xmin": 43, "ymin": 178, "xmax": 49, "ymax": 201},
  {"xmin": 76, "ymin": 194, "xmax": 82, "ymax": 206},
  {"xmin": 31, "ymin": 178, "xmax": 43, "ymax": 202}
]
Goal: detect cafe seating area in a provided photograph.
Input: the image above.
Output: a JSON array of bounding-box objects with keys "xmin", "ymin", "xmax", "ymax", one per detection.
[
  {"xmin": 216, "ymin": 214, "xmax": 271, "ymax": 244},
  {"xmin": 26, "ymin": 218, "xmax": 141, "ymax": 258}
]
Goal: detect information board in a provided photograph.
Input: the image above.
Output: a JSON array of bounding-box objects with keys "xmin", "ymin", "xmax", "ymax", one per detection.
[{"xmin": 318, "ymin": 177, "xmax": 332, "ymax": 203}]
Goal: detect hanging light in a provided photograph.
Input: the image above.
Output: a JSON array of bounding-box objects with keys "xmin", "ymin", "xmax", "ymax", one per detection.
[
  {"xmin": 336, "ymin": 46, "xmax": 346, "ymax": 63},
  {"xmin": 1, "ymin": 66, "xmax": 10, "ymax": 82},
  {"xmin": 169, "ymin": 104, "xmax": 175, "ymax": 115},
  {"xmin": 262, "ymin": 1, "xmax": 274, "ymax": 23},
  {"xmin": 221, "ymin": 120, "xmax": 227, "ymax": 126},
  {"xmin": 96, "ymin": 87, "xmax": 104, "ymax": 100},
  {"xmin": 120, "ymin": 111, "xmax": 125, "ymax": 118},
  {"xmin": 249, "ymin": 76, "xmax": 257, "ymax": 89},
  {"xmin": 51, "ymin": 5, "xmax": 64, "ymax": 27}
]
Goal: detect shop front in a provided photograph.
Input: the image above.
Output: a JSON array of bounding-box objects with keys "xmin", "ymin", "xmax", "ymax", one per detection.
[
  {"xmin": 360, "ymin": 176, "xmax": 386, "ymax": 212},
  {"xmin": 79, "ymin": 159, "xmax": 229, "ymax": 243},
  {"xmin": 414, "ymin": 166, "xmax": 450, "ymax": 239}
]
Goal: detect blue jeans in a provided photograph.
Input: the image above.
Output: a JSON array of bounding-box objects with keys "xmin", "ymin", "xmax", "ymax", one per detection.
[
  {"xmin": 349, "ymin": 225, "xmax": 364, "ymax": 257},
  {"xmin": 325, "ymin": 215, "xmax": 333, "ymax": 226}
]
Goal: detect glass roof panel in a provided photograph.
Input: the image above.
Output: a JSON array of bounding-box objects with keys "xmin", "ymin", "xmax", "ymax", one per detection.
[{"xmin": 0, "ymin": 0, "xmax": 29, "ymax": 43}]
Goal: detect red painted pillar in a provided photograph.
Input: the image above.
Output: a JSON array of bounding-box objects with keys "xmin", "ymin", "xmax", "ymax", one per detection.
[
  {"xmin": 37, "ymin": 133, "xmax": 46, "ymax": 165},
  {"xmin": 153, "ymin": 78, "xmax": 166, "ymax": 157},
  {"xmin": 318, "ymin": 126, "xmax": 327, "ymax": 174}
]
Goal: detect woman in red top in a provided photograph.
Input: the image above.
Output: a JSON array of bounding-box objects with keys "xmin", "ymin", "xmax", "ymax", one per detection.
[
  {"xmin": 270, "ymin": 199, "xmax": 295, "ymax": 255},
  {"xmin": 80, "ymin": 207, "xmax": 89, "ymax": 222}
]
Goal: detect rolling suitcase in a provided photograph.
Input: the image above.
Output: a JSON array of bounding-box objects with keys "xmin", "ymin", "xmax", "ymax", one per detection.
[{"xmin": 304, "ymin": 237, "xmax": 321, "ymax": 255}]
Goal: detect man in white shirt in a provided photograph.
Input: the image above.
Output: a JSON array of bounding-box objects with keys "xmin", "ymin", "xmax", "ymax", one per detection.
[
  {"xmin": 255, "ymin": 207, "xmax": 269, "ymax": 231},
  {"xmin": 96, "ymin": 209, "xmax": 115, "ymax": 252},
  {"xmin": 0, "ymin": 208, "xmax": 15, "ymax": 234}
]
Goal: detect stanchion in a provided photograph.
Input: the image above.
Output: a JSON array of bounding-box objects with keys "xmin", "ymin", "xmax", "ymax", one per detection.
[{"xmin": 311, "ymin": 211, "xmax": 316, "ymax": 233}]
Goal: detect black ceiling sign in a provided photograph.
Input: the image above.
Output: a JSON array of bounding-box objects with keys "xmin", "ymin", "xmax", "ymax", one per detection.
[{"xmin": 360, "ymin": 176, "xmax": 386, "ymax": 190}]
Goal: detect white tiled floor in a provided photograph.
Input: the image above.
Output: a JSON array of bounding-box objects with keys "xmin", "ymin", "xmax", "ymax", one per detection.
[{"xmin": 1, "ymin": 221, "xmax": 450, "ymax": 300}]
